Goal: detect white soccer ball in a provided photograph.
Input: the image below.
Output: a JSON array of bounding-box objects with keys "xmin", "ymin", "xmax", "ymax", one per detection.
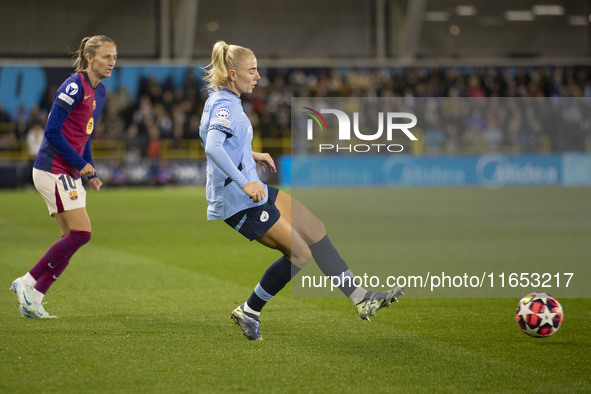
[{"xmin": 515, "ymin": 292, "xmax": 563, "ymax": 337}]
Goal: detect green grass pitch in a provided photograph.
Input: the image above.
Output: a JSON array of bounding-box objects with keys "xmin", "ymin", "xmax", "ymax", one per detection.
[{"xmin": 1, "ymin": 186, "xmax": 589, "ymax": 393}]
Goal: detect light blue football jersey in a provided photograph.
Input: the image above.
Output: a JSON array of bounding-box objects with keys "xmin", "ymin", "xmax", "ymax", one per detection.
[{"xmin": 200, "ymin": 89, "xmax": 268, "ymax": 220}]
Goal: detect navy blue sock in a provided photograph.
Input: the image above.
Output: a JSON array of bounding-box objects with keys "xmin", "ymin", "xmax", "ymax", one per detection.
[
  {"xmin": 309, "ymin": 235, "xmax": 356, "ymax": 297},
  {"xmin": 246, "ymin": 256, "xmax": 300, "ymax": 312}
]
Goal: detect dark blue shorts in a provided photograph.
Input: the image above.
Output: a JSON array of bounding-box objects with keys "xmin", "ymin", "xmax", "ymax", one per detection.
[{"xmin": 224, "ymin": 186, "xmax": 281, "ymax": 241}]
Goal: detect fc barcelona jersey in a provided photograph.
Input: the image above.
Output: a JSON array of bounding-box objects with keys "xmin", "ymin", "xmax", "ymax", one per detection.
[{"xmin": 35, "ymin": 72, "xmax": 106, "ymax": 178}]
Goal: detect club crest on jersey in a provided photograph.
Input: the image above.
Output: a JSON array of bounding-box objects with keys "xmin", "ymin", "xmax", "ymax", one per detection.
[
  {"xmin": 65, "ymin": 83, "xmax": 79, "ymax": 96},
  {"xmin": 86, "ymin": 118, "xmax": 94, "ymax": 135},
  {"xmin": 68, "ymin": 191, "xmax": 78, "ymax": 200},
  {"xmin": 260, "ymin": 211, "xmax": 269, "ymax": 222},
  {"xmin": 216, "ymin": 108, "xmax": 231, "ymax": 118}
]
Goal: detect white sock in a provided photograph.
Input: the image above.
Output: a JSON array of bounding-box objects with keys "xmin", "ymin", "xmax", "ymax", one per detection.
[
  {"xmin": 243, "ymin": 302, "xmax": 260, "ymax": 316},
  {"xmin": 349, "ymin": 287, "xmax": 368, "ymax": 305},
  {"xmin": 32, "ymin": 288, "xmax": 44, "ymax": 304},
  {"xmin": 22, "ymin": 272, "xmax": 37, "ymax": 286}
]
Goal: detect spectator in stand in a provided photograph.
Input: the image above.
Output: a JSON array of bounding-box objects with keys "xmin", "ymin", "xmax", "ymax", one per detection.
[
  {"xmin": 7, "ymin": 63, "xmax": 591, "ymax": 169},
  {"xmin": 26, "ymin": 120, "xmax": 45, "ymax": 158},
  {"xmin": 124, "ymin": 123, "xmax": 146, "ymax": 163},
  {"xmin": 0, "ymin": 104, "xmax": 14, "ymax": 149},
  {"xmin": 25, "ymin": 120, "xmax": 46, "ymax": 185},
  {"xmin": 0, "ymin": 104, "xmax": 11, "ymax": 124},
  {"xmin": 483, "ymin": 117, "xmax": 504, "ymax": 152}
]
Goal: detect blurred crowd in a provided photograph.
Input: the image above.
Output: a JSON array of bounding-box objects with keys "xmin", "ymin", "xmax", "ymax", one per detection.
[
  {"xmin": 1, "ymin": 65, "xmax": 591, "ymax": 158},
  {"xmin": 294, "ymin": 94, "xmax": 591, "ymax": 155}
]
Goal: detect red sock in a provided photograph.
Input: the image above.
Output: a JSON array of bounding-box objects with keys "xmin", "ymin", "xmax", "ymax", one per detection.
[
  {"xmin": 35, "ymin": 259, "xmax": 71, "ymax": 294},
  {"xmin": 31, "ymin": 231, "xmax": 91, "ymax": 294}
]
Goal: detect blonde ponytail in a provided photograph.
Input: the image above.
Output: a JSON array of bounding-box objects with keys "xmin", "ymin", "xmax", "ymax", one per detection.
[
  {"xmin": 71, "ymin": 35, "xmax": 116, "ymax": 73},
  {"xmin": 204, "ymin": 41, "xmax": 254, "ymax": 91}
]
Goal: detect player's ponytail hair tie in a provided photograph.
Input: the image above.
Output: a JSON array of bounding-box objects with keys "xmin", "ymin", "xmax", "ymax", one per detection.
[
  {"xmin": 71, "ymin": 35, "xmax": 116, "ymax": 74},
  {"xmin": 222, "ymin": 41, "xmax": 230, "ymax": 60},
  {"xmin": 204, "ymin": 40, "xmax": 254, "ymax": 91}
]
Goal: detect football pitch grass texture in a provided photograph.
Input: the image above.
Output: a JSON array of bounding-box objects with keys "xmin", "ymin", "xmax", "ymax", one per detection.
[
  {"xmin": 1, "ymin": 186, "xmax": 589, "ymax": 393},
  {"xmin": 292, "ymin": 186, "xmax": 591, "ymax": 298}
]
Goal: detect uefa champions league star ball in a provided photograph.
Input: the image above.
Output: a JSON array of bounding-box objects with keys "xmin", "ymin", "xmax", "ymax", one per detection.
[{"xmin": 515, "ymin": 292, "xmax": 563, "ymax": 338}]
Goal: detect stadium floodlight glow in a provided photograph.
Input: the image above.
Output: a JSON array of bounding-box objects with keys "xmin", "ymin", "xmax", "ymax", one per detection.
[
  {"xmin": 504, "ymin": 10, "xmax": 535, "ymax": 21},
  {"xmin": 532, "ymin": 5, "xmax": 564, "ymax": 16},
  {"xmin": 455, "ymin": 5, "xmax": 477, "ymax": 16},
  {"xmin": 567, "ymin": 15, "xmax": 587, "ymax": 26},
  {"xmin": 424, "ymin": 11, "xmax": 449, "ymax": 22}
]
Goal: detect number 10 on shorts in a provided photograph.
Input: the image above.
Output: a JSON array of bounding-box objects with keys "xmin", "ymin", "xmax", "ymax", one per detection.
[{"xmin": 58, "ymin": 174, "xmax": 77, "ymax": 191}]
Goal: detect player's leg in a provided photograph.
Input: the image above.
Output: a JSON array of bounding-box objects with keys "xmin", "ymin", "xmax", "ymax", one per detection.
[
  {"xmin": 17, "ymin": 213, "xmax": 72, "ymax": 293},
  {"xmin": 275, "ymin": 190, "xmax": 404, "ymax": 320},
  {"xmin": 231, "ymin": 216, "xmax": 309, "ymax": 340},
  {"xmin": 33, "ymin": 208, "xmax": 91, "ymax": 293},
  {"xmin": 257, "ymin": 214, "xmax": 310, "ymax": 268},
  {"xmin": 18, "ymin": 208, "xmax": 92, "ymax": 318},
  {"xmin": 274, "ymin": 190, "xmax": 367, "ymax": 300},
  {"xmin": 248, "ymin": 215, "xmax": 310, "ymax": 308},
  {"xmin": 29, "ymin": 208, "xmax": 91, "ymax": 289},
  {"xmin": 13, "ymin": 170, "xmax": 91, "ymax": 318},
  {"xmin": 270, "ymin": 189, "xmax": 326, "ymax": 245},
  {"xmin": 229, "ymin": 188, "xmax": 312, "ymax": 339},
  {"xmin": 55, "ymin": 212, "xmax": 71, "ymax": 237}
]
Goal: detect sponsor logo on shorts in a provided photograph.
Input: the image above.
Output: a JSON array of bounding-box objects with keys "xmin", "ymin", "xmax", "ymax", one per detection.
[
  {"xmin": 216, "ymin": 107, "xmax": 231, "ymax": 118},
  {"xmin": 58, "ymin": 92, "xmax": 74, "ymax": 105},
  {"xmin": 260, "ymin": 211, "xmax": 269, "ymax": 222},
  {"xmin": 69, "ymin": 191, "xmax": 78, "ymax": 200},
  {"xmin": 65, "ymin": 82, "xmax": 79, "ymax": 96}
]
